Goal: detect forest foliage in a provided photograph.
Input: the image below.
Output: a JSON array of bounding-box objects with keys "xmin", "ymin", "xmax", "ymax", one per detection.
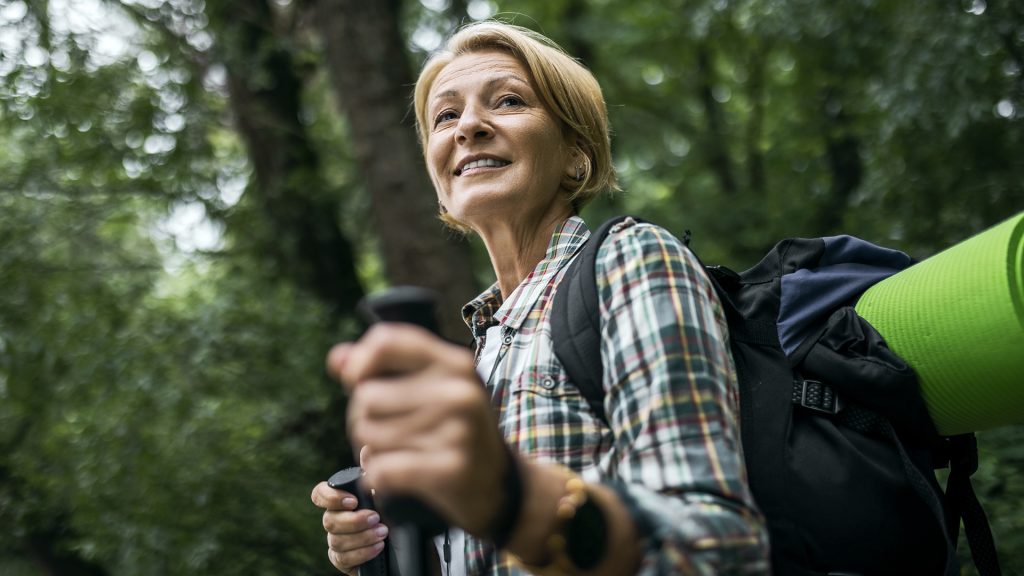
[{"xmin": 1, "ymin": 0, "xmax": 1022, "ymax": 574}]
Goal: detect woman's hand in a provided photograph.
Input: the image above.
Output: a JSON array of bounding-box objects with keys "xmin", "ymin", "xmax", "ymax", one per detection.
[
  {"xmin": 327, "ymin": 323, "xmax": 511, "ymax": 536},
  {"xmin": 310, "ymin": 481, "xmax": 389, "ymax": 574}
]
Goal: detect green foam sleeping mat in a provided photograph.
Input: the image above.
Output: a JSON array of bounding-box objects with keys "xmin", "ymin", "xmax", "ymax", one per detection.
[{"xmin": 856, "ymin": 211, "xmax": 1024, "ymax": 436}]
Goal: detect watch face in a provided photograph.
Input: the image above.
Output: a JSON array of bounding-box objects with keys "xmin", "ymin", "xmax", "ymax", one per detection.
[{"xmin": 565, "ymin": 495, "xmax": 608, "ymax": 570}]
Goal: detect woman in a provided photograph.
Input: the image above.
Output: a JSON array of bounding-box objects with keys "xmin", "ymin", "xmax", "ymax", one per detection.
[{"xmin": 311, "ymin": 21, "xmax": 769, "ymax": 575}]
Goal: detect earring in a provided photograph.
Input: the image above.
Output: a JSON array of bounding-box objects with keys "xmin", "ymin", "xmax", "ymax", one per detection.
[
  {"xmin": 575, "ymin": 165, "xmax": 583, "ymax": 181},
  {"xmin": 438, "ymin": 200, "xmax": 448, "ymax": 214}
]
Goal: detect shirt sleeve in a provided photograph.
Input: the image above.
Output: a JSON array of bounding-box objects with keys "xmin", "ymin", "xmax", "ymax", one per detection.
[{"xmin": 595, "ymin": 219, "xmax": 770, "ymax": 575}]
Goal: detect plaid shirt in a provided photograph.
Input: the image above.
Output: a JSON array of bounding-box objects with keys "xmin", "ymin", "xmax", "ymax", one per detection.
[{"xmin": 460, "ymin": 216, "xmax": 769, "ymax": 575}]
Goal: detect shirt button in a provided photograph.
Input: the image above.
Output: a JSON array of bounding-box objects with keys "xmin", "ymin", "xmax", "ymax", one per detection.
[
  {"xmin": 541, "ymin": 377, "xmax": 556, "ymax": 390},
  {"xmin": 502, "ymin": 335, "xmax": 513, "ymax": 345}
]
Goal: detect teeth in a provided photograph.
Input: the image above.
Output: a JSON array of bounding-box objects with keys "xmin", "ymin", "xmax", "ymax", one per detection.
[{"xmin": 458, "ymin": 158, "xmax": 509, "ymax": 175}]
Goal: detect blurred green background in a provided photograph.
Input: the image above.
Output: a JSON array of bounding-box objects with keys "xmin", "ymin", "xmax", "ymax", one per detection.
[{"xmin": 1, "ymin": 0, "xmax": 1021, "ymax": 574}]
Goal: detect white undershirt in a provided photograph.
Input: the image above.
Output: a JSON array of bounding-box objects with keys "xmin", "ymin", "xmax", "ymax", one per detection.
[{"xmin": 433, "ymin": 323, "xmax": 505, "ymax": 576}]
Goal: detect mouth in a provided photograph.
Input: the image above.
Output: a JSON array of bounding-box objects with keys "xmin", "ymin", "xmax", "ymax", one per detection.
[{"xmin": 454, "ymin": 156, "xmax": 511, "ymax": 177}]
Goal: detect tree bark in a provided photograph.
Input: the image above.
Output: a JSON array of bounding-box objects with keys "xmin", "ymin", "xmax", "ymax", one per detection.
[
  {"xmin": 199, "ymin": 0, "xmax": 366, "ymax": 470},
  {"xmin": 207, "ymin": 0, "xmax": 365, "ymax": 318},
  {"xmin": 314, "ymin": 0, "xmax": 478, "ymax": 341},
  {"xmin": 820, "ymin": 88, "xmax": 862, "ymax": 235}
]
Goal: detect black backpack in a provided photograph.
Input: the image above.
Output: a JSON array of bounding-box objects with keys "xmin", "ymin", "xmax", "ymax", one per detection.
[{"xmin": 551, "ymin": 215, "xmax": 1001, "ymax": 576}]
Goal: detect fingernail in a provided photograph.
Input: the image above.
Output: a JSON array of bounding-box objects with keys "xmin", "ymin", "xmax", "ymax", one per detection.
[
  {"xmin": 375, "ymin": 525, "xmax": 389, "ymax": 539},
  {"xmin": 342, "ymin": 497, "xmax": 357, "ymax": 509},
  {"xmin": 366, "ymin": 513, "xmax": 380, "ymax": 527},
  {"xmin": 372, "ymin": 541, "xmax": 385, "ymax": 552}
]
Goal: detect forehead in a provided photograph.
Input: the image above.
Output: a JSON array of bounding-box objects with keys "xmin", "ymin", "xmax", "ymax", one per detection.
[{"xmin": 428, "ymin": 51, "xmax": 532, "ymax": 102}]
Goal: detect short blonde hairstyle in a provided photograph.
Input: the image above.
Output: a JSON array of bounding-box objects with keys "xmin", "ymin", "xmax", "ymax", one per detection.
[{"xmin": 413, "ymin": 21, "xmax": 618, "ymax": 229}]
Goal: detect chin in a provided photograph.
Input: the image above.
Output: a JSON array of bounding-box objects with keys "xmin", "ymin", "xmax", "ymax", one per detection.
[{"xmin": 449, "ymin": 187, "xmax": 516, "ymax": 214}]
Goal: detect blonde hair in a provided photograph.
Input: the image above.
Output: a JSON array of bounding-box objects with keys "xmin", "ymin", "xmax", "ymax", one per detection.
[{"xmin": 413, "ymin": 21, "xmax": 618, "ymax": 230}]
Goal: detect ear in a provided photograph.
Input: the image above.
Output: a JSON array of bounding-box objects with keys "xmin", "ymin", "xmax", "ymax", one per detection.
[
  {"xmin": 564, "ymin": 147, "xmax": 580, "ymax": 180},
  {"xmin": 564, "ymin": 138, "xmax": 589, "ymax": 179}
]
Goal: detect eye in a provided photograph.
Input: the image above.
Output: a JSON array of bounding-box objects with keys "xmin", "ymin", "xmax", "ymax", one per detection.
[
  {"xmin": 434, "ymin": 109, "xmax": 458, "ymax": 127},
  {"xmin": 497, "ymin": 95, "xmax": 524, "ymax": 108}
]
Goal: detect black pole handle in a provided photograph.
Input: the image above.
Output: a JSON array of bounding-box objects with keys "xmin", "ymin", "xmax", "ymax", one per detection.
[
  {"xmin": 327, "ymin": 468, "xmax": 398, "ymax": 576},
  {"xmin": 357, "ymin": 286, "xmax": 441, "ymax": 335},
  {"xmin": 356, "ymin": 286, "xmax": 450, "ymax": 576}
]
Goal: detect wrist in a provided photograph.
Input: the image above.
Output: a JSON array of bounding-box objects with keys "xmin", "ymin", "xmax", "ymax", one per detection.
[
  {"xmin": 506, "ymin": 464, "xmax": 610, "ymax": 574},
  {"xmin": 504, "ymin": 463, "xmax": 642, "ymax": 575}
]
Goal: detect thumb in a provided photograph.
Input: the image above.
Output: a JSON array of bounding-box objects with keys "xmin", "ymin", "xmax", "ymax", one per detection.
[
  {"xmin": 358, "ymin": 445, "xmax": 377, "ymax": 492},
  {"xmin": 359, "ymin": 445, "xmax": 371, "ymax": 470},
  {"xmin": 325, "ymin": 343, "xmax": 354, "ymax": 383}
]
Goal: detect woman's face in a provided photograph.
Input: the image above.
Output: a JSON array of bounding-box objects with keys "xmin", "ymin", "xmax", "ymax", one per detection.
[{"xmin": 425, "ymin": 51, "xmax": 574, "ymax": 229}]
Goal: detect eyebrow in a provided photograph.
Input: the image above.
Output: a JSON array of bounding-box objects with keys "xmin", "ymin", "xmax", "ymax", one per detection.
[{"xmin": 431, "ymin": 73, "xmax": 531, "ymax": 108}]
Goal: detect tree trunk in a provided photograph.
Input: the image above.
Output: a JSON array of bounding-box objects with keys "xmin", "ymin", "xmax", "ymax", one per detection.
[
  {"xmin": 745, "ymin": 44, "xmax": 767, "ymax": 198},
  {"xmin": 314, "ymin": 0, "xmax": 478, "ymax": 341},
  {"xmin": 203, "ymin": 0, "xmax": 366, "ymax": 470},
  {"xmin": 820, "ymin": 88, "xmax": 862, "ymax": 235},
  {"xmin": 696, "ymin": 43, "xmax": 739, "ymax": 197},
  {"xmin": 207, "ymin": 0, "xmax": 365, "ymax": 318}
]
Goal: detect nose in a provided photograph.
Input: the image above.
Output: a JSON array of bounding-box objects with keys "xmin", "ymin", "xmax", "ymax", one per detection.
[{"xmin": 455, "ymin": 104, "xmax": 493, "ymax": 144}]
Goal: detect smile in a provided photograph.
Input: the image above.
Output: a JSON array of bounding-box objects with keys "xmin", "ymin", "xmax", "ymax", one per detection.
[{"xmin": 455, "ymin": 157, "xmax": 510, "ymax": 176}]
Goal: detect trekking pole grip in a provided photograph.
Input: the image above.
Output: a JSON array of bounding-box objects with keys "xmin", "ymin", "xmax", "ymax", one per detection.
[{"xmin": 357, "ymin": 286, "xmax": 450, "ymax": 575}]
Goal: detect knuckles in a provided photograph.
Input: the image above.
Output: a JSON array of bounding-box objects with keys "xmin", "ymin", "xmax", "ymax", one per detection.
[
  {"xmin": 359, "ymin": 324, "xmax": 475, "ymax": 374},
  {"xmin": 311, "ymin": 483, "xmax": 347, "ymax": 511},
  {"xmin": 444, "ymin": 380, "xmax": 487, "ymax": 413},
  {"xmin": 322, "ymin": 511, "xmax": 335, "ymax": 532}
]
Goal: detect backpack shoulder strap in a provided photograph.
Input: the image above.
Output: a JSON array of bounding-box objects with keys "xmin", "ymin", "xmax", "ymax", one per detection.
[{"xmin": 550, "ymin": 216, "xmax": 638, "ymax": 424}]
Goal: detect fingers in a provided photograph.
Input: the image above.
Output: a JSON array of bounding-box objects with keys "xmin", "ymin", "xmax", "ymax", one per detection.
[
  {"xmin": 342, "ymin": 323, "xmax": 438, "ymax": 381},
  {"xmin": 359, "ymin": 445, "xmax": 370, "ymax": 470},
  {"xmin": 325, "ymin": 343, "xmax": 354, "ymax": 384},
  {"xmin": 327, "ymin": 521, "xmax": 388, "ymax": 550},
  {"xmin": 317, "ymin": 488, "xmax": 388, "ymax": 576},
  {"xmin": 357, "ymin": 448, "xmax": 504, "ymax": 533},
  {"xmin": 328, "ymin": 540, "xmax": 385, "ymax": 575},
  {"xmin": 311, "ymin": 481, "xmax": 357, "ymax": 511},
  {"xmin": 339, "ymin": 325, "xmax": 484, "ymax": 454},
  {"xmin": 324, "ymin": 508, "xmax": 388, "ymax": 575},
  {"xmin": 332, "ymin": 324, "xmax": 474, "ymax": 390},
  {"xmin": 347, "ymin": 377, "xmax": 485, "ymax": 448},
  {"xmin": 321, "ymin": 322, "xmax": 497, "ymax": 535},
  {"xmin": 359, "ymin": 447, "xmax": 462, "ymax": 495}
]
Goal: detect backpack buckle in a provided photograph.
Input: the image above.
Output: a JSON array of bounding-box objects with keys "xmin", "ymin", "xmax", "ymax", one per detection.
[{"xmin": 792, "ymin": 379, "xmax": 842, "ymax": 415}]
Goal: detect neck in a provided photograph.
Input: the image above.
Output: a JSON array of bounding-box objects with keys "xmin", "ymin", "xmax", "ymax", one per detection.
[{"xmin": 475, "ymin": 205, "xmax": 574, "ymax": 299}]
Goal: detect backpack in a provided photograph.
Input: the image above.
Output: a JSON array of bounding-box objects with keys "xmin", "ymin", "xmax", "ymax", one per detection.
[{"xmin": 551, "ymin": 215, "xmax": 1001, "ymax": 576}]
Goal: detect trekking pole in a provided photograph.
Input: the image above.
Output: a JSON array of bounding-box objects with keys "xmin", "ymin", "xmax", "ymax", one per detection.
[
  {"xmin": 327, "ymin": 467, "xmax": 398, "ymax": 576},
  {"xmin": 354, "ymin": 286, "xmax": 451, "ymax": 576}
]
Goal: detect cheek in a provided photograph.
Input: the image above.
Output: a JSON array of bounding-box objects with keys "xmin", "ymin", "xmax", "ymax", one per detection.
[
  {"xmin": 527, "ymin": 118, "xmax": 570, "ymax": 171},
  {"xmin": 426, "ymin": 143, "xmax": 450, "ymax": 188},
  {"xmin": 426, "ymin": 168, "xmax": 443, "ymax": 201},
  {"xmin": 535, "ymin": 130, "xmax": 570, "ymax": 175}
]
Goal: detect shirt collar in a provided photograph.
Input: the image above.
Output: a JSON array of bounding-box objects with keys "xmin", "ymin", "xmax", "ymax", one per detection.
[{"xmin": 462, "ymin": 215, "xmax": 591, "ymax": 335}]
